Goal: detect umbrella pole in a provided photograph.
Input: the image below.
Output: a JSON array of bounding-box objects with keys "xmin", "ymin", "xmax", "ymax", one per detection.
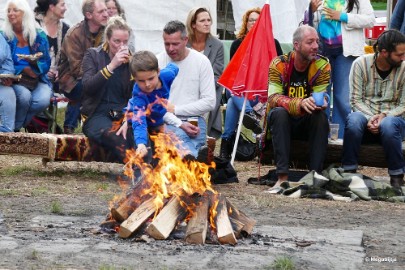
[{"xmin": 230, "ymin": 93, "xmax": 248, "ymax": 166}]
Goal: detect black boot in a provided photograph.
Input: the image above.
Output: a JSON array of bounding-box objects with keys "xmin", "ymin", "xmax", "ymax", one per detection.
[
  {"xmin": 219, "ymin": 138, "xmax": 233, "ymax": 160},
  {"xmin": 390, "ymin": 174, "xmax": 405, "ymax": 189}
]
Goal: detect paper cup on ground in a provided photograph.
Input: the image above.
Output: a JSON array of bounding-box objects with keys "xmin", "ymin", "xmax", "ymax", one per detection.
[{"xmin": 329, "ymin": 123, "xmax": 339, "ymax": 140}]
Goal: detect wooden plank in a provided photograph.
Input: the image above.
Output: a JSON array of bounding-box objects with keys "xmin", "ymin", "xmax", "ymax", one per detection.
[
  {"xmin": 259, "ymin": 139, "xmax": 405, "ymax": 169},
  {"xmin": 226, "ymin": 198, "xmax": 256, "ymax": 237},
  {"xmin": 146, "ymin": 196, "xmax": 187, "ymax": 240},
  {"xmin": 215, "ymin": 195, "xmax": 237, "ymax": 245},
  {"xmin": 185, "ymin": 195, "xmax": 209, "ymax": 244},
  {"xmin": 118, "ymin": 197, "xmax": 156, "ymax": 238}
]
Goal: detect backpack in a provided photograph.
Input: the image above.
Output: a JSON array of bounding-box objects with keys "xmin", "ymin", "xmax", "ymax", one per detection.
[
  {"xmin": 210, "ymin": 156, "xmax": 238, "ymax": 184},
  {"xmin": 235, "ymin": 133, "xmax": 257, "ymax": 161}
]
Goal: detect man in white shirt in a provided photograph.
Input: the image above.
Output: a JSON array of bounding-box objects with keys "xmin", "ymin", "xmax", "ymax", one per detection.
[{"xmin": 157, "ymin": 20, "xmax": 216, "ymax": 158}]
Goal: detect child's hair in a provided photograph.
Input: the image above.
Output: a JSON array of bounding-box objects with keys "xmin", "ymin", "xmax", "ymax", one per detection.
[{"xmin": 130, "ymin": 50, "xmax": 159, "ymax": 75}]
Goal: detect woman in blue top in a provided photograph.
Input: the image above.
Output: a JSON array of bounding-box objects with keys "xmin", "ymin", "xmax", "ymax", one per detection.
[
  {"xmin": 2, "ymin": 0, "xmax": 52, "ymax": 131},
  {"xmin": 118, "ymin": 51, "xmax": 178, "ymax": 158},
  {"xmin": 305, "ymin": 0, "xmax": 375, "ymax": 138}
]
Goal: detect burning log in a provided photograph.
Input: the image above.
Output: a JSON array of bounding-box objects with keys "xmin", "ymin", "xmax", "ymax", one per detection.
[
  {"xmin": 111, "ymin": 199, "xmax": 133, "ymax": 223},
  {"xmin": 119, "ymin": 197, "xmax": 156, "ymax": 238},
  {"xmin": 226, "ymin": 198, "xmax": 256, "ymax": 237},
  {"xmin": 215, "ymin": 195, "xmax": 237, "ymax": 245},
  {"xmin": 185, "ymin": 195, "xmax": 209, "ymax": 244},
  {"xmin": 146, "ymin": 196, "xmax": 187, "ymax": 240}
]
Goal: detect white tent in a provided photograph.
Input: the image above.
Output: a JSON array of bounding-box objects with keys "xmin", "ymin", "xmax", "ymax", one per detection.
[
  {"xmin": 0, "ymin": 0, "xmax": 309, "ymax": 53},
  {"xmin": 231, "ymin": 0, "xmax": 309, "ymax": 43}
]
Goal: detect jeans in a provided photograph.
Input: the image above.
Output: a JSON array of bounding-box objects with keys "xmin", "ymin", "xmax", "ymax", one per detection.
[
  {"xmin": 342, "ymin": 112, "xmax": 405, "ymax": 175},
  {"xmin": 64, "ymin": 81, "xmax": 82, "ymax": 129},
  {"xmin": 0, "ymin": 85, "xmax": 16, "ymax": 132},
  {"xmin": 325, "ymin": 51, "xmax": 355, "ymax": 139},
  {"xmin": 13, "ymin": 82, "xmax": 52, "ymax": 130},
  {"xmin": 165, "ymin": 116, "xmax": 207, "ymax": 157},
  {"xmin": 221, "ymin": 95, "xmax": 258, "ymax": 139},
  {"xmin": 267, "ymin": 107, "xmax": 329, "ymax": 174}
]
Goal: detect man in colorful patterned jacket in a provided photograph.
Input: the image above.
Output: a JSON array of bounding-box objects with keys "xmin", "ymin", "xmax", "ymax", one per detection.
[{"xmin": 265, "ymin": 25, "xmax": 331, "ymax": 191}]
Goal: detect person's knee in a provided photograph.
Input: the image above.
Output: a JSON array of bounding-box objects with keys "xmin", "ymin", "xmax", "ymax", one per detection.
[
  {"xmin": 268, "ymin": 107, "xmax": 288, "ymax": 124},
  {"xmin": 14, "ymin": 88, "xmax": 31, "ymax": 105},
  {"xmin": 346, "ymin": 112, "xmax": 367, "ymax": 129},
  {"xmin": 380, "ymin": 116, "xmax": 402, "ymax": 137}
]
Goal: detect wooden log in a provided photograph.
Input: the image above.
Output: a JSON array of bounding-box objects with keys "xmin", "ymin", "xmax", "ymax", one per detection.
[
  {"xmin": 111, "ymin": 199, "xmax": 133, "ymax": 223},
  {"xmin": 229, "ymin": 217, "xmax": 245, "ymax": 238},
  {"xmin": 146, "ymin": 196, "xmax": 187, "ymax": 240},
  {"xmin": 185, "ymin": 195, "xmax": 209, "ymax": 244},
  {"xmin": 215, "ymin": 195, "xmax": 237, "ymax": 245},
  {"xmin": 226, "ymin": 198, "xmax": 256, "ymax": 237},
  {"xmin": 110, "ymin": 180, "xmax": 149, "ymax": 222},
  {"xmin": 118, "ymin": 197, "xmax": 156, "ymax": 238},
  {"xmin": 259, "ymin": 139, "xmax": 405, "ymax": 169}
]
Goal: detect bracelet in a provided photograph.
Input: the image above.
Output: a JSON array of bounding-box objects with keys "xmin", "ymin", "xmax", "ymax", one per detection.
[{"xmin": 106, "ymin": 64, "xmax": 114, "ymax": 74}]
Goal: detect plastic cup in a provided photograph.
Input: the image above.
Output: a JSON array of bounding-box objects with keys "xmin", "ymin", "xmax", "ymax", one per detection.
[
  {"xmin": 187, "ymin": 117, "xmax": 198, "ymax": 127},
  {"xmin": 329, "ymin": 123, "xmax": 339, "ymax": 140},
  {"xmin": 312, "ymin": 92, "xmax": 329, "ymax": 107}
]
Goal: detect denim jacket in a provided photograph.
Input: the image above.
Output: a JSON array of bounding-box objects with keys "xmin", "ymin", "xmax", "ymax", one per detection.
[
  {"xmin": 1, "ymin": 29, "xmax": 51, "ymax": 85},
  {"xmin": 0, "ymin": 34, "xmax": 14, "ymax": 75}
]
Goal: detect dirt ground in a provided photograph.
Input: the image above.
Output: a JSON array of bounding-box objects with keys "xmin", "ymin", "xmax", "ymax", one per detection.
[{"xmin": 0, "ymin": 154, "xmax": 404, "ymax": 270}]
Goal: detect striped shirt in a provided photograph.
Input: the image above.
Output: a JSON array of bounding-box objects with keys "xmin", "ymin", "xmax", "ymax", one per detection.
[{"xmin": 350, "ymin": 54, "xmax": 405, "ymax": 119}]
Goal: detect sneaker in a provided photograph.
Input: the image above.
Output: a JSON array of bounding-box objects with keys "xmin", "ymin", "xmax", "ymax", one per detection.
[{"xmin": 243, "ymin": 111, "xmax": 262, "ymax": 134}]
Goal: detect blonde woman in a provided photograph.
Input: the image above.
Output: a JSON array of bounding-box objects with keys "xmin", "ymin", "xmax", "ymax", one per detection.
[
  {"xmin": 81, "ymin": 16, "xmax": 134, "ymax": 163},
  {"xmin": 186, "ymin": 7, "xmax": 224, "ymax": 139},
  {"xmin": 1, "ymin": 0, "xmax": 52, "ymax": 131}
]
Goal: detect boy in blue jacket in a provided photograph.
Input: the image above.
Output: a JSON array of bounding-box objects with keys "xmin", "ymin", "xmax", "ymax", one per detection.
[{"xmin": 117, "ymin": 51, "xmax": 178, "ymax": 158}]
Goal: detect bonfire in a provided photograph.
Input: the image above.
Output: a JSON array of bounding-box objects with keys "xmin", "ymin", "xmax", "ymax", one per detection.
[{"xmin": 102, "ymin": 133, "xmax": 255, "ymax": 245}]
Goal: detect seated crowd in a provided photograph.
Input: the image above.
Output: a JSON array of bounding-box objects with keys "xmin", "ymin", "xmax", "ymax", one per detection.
[{"xmin": 0, "ymin": 0, "xmax": 404, "ymax": 191}]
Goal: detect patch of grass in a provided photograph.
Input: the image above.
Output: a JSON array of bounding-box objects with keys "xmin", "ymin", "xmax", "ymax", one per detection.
[
  {"xmin": 56, "ymin": 107, "xmax": 82, "ymax": 134},
  {"xmin": 371, "ymin": 2, "xmax": 387, "ymax": 10},
  {"xmin": 50, "ymin": 200, "xmax": 63, "ymax": 214},
  {"xmin": 100, "ymin": 193, "xmax": 115, "ymax": 202},
  {"xmin": 27, "ymin": 249, "xmax": 40, "ymax": 260},
  {"xmin": 0, "ymin": 189, "xmax": 19, "ymax": 196},
  {"xmin": 97, "ymin": 182, "xmax": 109, "ymax": 191},
  {"xmin": 99, "ymin": 264, "xmax": 129, "ymax": 270},
  {"xmin": 269, "ymin": 256, "xmax": 295, "ymax": 270},
  {"xmin": 0, "ymin": 166, "xmax": 30, "ymax": 176},
  {"xmin": 0, "ymin": 166, "xmax": 109, "ymax": 179},
  {"xmin": 31, "ymin": 187, "xmax": 49, "ymax": 196}
]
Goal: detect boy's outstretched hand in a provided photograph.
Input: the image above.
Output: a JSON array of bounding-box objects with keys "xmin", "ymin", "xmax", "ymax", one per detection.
[{"xmin": 136, "ymin": 144, "xmax": 148, "ymax": 158}]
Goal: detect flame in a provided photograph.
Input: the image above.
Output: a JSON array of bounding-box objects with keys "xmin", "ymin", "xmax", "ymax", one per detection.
[
  {"xmin": 209, "ymin": 193, "xmax": 219, "ymax": 230},
  {"xmin": 111, "ymin": 131, "xmax": 217, "ymax": 222}
]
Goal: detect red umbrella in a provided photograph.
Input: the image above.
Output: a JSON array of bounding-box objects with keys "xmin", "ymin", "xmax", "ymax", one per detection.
[
  {"xmin": 218, "ymin": 2, "xmax": 278, "ymax": 101},
  {"xmin": 219, "ymin": 2, "xmax": 278, "ymax": 165}
]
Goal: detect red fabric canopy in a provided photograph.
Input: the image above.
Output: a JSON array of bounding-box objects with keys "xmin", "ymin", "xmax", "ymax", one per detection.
[{"xmin": 218, "ymin": 3, "xmax": 277, "ymax": 101}]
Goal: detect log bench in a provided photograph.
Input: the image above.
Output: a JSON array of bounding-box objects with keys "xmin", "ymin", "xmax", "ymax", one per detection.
[
  {"xmin": 259, "ymin": 139, "xmax": 405, "ymax": 169},
  {"xmin": 0, "ymin": 132, "xmax": 216, "ymax": 165}
]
